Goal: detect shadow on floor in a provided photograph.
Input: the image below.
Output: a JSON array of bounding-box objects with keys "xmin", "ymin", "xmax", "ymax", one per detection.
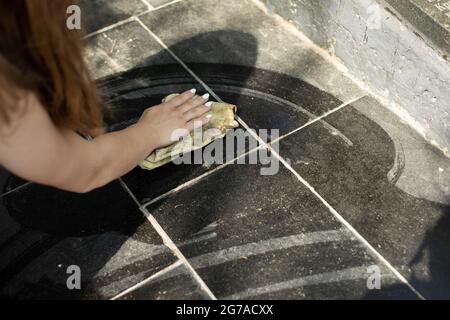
[
  {"xmin": 364, "ymin": 203, "xmax": 450, "ymax": 299},
  {"xmin": 0, "ymin": 30, "xmax": 258, "ymax": 299},
  {"xmin": 1, "ymin": 29, "xmax": 449, "ymax": 300}
]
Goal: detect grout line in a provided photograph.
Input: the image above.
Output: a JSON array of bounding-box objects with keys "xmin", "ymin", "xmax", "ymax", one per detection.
[
  {"xmin": 110, "ymin": 260, "xmax": 183, "ymax": 300},
  {"xmin": 231, "ymin": 108, "xmax": 426, "ymax": 300},
  {"xmin": 139, "ymin": 0, "xmax": 155, "ymax": 11},
  {"xmin": 118, "ymin": 177, "xmax": 140, "ymax": 206},
  {"xmin": 252, "ymin": 0, "xmax": 450, "ymax": 158},
  {"xmin": 83, "ymin": 16, "xmax": 142, "ymax": 40},
  {"xmin": 140, "ymin": 207, "xmax": 218, "ymax": 300},
  {"xmin": 134, "ymin": 18, "xmax": 223, "ymax": 102},
  {"xmin": 134, "ymin": 21, "xmax": 425, "ymax": 298},
  {"xmin": 152, "ymin": 0, "xmax": 184, "ymax": 11},
  {"xmin": 119, "ymin": 175, "xmax": 217, "ymax": 300},
  {"xmin": 118, "ymin": 11, "xmax": 424, "ymax": 300},
  {"xmin": 140, "ymin": 145, "xmax": 264, "ymax": 208},
  {"xmin": 272, "ymin": 95, "xmax": 367, "ymax": 144},
  {"xmin": 0, "ymin": 182, "xmax": 32, "ymax": 199},
  {"xmin": 266, "ymin": 146, "xmax": 426, "ymax": 300},
  {"xmin": 83, "ymin": 0, "xmax": 184, "ymax": 40}
]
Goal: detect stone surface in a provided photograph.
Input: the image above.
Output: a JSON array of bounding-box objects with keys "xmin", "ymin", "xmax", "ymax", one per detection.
[
  {"xmin": 120, "ymin": 263, "xmax": 210, "ymax": 300},
  {"xmin": 278, "ymin": 103, "xmax": 450, "ymax": 299},
  {"xmin": 0, "ymin": 169, "xmax": 28, "ymax": 199},
  {"xmin": 84, "ymin": 21, "xmax": 175, "ymax": 79},
  {"xmin": 2, "ymin": 0, "xmax": 448, "ymax": 300},
  {"xmin": 0, "ymin": 178, "xmax": 176, "ymax": 299},
  {"xmin": 146, "ymin": 0, "xmax": 177, "ymax": 8},
  {"xmin": 97, "ymin": 64, "xmax": 260, "ymax": 204},
  {"xmin": 0, "ymin": 167, "xmax": 9, "ymax": 197},
  {"xmin": 384, "ymin": 0, "xmax": 450, "ymax": 54},
  {"xmin": 352, "ymin": 96, "xmax": 450, "ymax": 205},
  {"xmin": 143, "ymin": 164, "xmax": 417, "ymax": 299},
  {"xmin": 139, "ymin": 0, "xmax": 365, "ymax": 103},
  {"xmin": 80, "ymin": 0, "xmax": 148, "ymax": 34}
]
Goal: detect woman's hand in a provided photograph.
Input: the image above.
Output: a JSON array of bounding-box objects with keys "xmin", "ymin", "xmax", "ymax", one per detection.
[{"xmin": 137, "ymin": 89, "xmax": 212, "ymax": 149}]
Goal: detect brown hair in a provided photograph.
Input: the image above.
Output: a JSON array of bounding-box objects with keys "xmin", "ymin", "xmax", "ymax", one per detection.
[{"xmin": 0, "ymin": 0, "xmax": 103, "ymax": 136}]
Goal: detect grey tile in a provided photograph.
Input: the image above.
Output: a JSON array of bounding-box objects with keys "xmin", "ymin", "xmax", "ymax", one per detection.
[
  {"xmin": 246, "ymin": 277, "xmax": 417, "ymax": 300},
  {"xmin": 84, "ymin": 21, "xmax": 174, "ymax": 79},
  {"xmin": 80, "ymin": 0, "xmax": 148, "ymax": 34},
  {"xmin": 146, "ymin": 0, "xmax": 176, "ymax": 8},
  {"xmin": 0, "ymin": 167, "xmax": 9, "ymax": 196},
  {"xmin": 143, "ymin": 163, "xmax": 413, "ymax": 299},
  {"xmin": 0, "ymin": 178, "xmax": 176, "ymax": 299},
  {"xmin": 120, "ymin": 263, "xmax": 210, "ymax": 300},
  {"xmin": 278, "ymin": 101, "xmax": 450, "ymax": 299},
  {"xmin": 139, "ymin": 0, "xmax": 366, "ymax": 102},
  {"xmin": 0, "ymin": 168, "xmax": 28, "ymax": 198},
  {"xmin": 351, "ymin": 96, "xmax": 450, "ymax": 206},
  {"xmin": 192, "ymin": 64, "xmax": 343, "ymax": 137}
]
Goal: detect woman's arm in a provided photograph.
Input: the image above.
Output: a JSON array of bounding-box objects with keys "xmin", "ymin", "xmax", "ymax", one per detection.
[{"xmin": 0, "ymin": 89, "xmax": 211, "ymax": 193}]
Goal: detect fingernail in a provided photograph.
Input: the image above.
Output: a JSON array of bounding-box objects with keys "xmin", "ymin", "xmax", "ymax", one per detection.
[
  {"xmin": 202, "ymin": 93, "xmax": 210, "ymax": 100},
  {"xmin": 206, "ymin": 114, "xmax": 212, "ymax": 119},
  {"xmin": 205, "ymin": 101, "xmax": 213, "ymax": 108},
  {"xmin": 189, "ymin": 88, "xmax": 196, "ymax": 94}
]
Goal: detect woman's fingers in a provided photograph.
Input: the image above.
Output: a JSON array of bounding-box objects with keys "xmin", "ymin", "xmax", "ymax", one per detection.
[
  {"xmin": 185, "ymin": 114, "xmax": 212, "ymax": 132},
  {"xmin": 178, "ymin": 93, "xmax": 210, "ymax": 114},
  {"xmin": 165, "ymin": 88, "xmax": 197, "ymax": 108},
  {"xmin": 184, "ymin": 102, "xmax": 212, "ymax": 122}
]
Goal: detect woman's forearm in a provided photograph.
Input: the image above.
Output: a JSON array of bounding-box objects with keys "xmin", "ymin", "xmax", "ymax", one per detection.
[
  {"xmin": 87, "ymin": 123, "xmax": 156, "ymax": 190},
  {"xmin": 61, "ymin": 122, "xmax": 157, "ymax": 193}
]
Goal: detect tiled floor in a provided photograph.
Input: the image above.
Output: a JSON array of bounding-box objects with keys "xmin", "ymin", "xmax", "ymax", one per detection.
[{"xmin": 1, "ymin": 0, "xmax": 449, "ymax": 299}]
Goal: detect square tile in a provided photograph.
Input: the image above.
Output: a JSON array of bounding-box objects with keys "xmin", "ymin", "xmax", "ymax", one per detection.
[
  {"xmin": 139, "ymin": 0, "xmax": 366, "ymax": 103},
  {"xmin": 84, "ymin": 21, "xmax": 175, "ymax": 79},
  {"xmin": 80, "ymin": 0, "xmax": 148, "ymax": 34},
  {"xmin": 143, "ymin": 163, "xmax": 416, "ymax": 299},
  {"xmin": 278, "ymin": 100, "xmax": 450, "ymax": 299},
  {"xmin": 0, "ymin": 178, "xmax": 177, "ymax": 299}
]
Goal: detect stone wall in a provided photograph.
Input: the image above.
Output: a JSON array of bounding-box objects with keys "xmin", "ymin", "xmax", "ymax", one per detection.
[{"xmin": 258, "ymin": 0, "xmax": 450, "ymax": 156}]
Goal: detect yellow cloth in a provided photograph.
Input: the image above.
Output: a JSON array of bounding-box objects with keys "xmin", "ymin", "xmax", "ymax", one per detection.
[{"xmin": 139, "ymin": 93, "xmax": 239, "ymax": 170}]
